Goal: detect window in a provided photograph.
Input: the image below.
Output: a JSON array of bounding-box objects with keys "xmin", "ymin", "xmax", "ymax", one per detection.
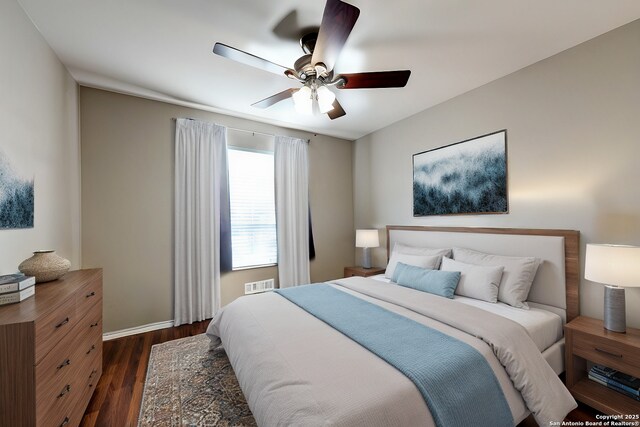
[{"xmin": 228, "ymin": 147, "xmax": 277, "ymax": 269}]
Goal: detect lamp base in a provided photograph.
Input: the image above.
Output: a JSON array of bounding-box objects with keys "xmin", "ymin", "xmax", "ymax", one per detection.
[
  {"xmin": 362, "ymin": 247, "xmax": 372, "ymax": 269},
  {"xmin": 604, "ymin": 285, "xmax": 626, "ymax": 333}
]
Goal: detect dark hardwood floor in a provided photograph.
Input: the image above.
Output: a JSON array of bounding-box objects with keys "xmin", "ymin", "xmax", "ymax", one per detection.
[
  {"xmin": 80, "ymin": 320, "xmax": 211, "ymax": 427},
  {"xmin": 83, "ymin": 320, "xmax": 601, "ymax": 426}
]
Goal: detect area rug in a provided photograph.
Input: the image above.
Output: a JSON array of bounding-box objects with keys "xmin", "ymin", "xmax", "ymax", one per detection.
[{"xmin": 138, "ymin": 334, "xmax": 256, "ymax": 426}]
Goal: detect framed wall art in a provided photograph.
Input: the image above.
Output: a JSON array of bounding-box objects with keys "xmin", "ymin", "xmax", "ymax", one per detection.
[
  {"xmin": 413, "ymin": 130, "xmax": 508, "ymax": 216},
  {"xmin": 0, "ymin": 149, "xmax": 34, "ymax": 229}
]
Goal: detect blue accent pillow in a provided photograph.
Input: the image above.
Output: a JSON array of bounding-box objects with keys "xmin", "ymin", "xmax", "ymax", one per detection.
[{"xmin": 393, "ymin": 262, "xmax": 461, "ymax": 299}]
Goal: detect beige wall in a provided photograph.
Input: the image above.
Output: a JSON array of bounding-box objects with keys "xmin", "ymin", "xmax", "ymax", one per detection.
[
  {"xmin": 353, "ymin": 20, "xmax": 640, "ymax": 327},
  {"xmin": 0, "ymin": 0, "xmax": 80, "ymax": 274},
  {"xmin": 80, "ymin": 87, "xmax": 354, "ymax": 332}
]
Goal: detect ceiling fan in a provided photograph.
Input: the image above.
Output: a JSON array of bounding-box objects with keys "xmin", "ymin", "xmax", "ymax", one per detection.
[{"xmin": 212, "ymin": 0, "xmax": 411, "ymax": 120}]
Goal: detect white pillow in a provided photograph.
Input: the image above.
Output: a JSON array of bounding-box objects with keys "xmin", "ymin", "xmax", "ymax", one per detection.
[
  {"xmin": 391, "ymin": 243, "xmax": 452, "ymax": 266},
  {"xmin": 452, "ymin": 247, "xmax": 541, "ymax": 309},
  {"xmin": 385, "ymin": 252, "xmax": 441, "ymax": 279},
  {"xmin": 441, "ymin": 257, "xmax": 503, "ymax": 303}
]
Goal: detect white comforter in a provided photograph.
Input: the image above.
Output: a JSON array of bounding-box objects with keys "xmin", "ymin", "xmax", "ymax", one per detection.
[{"xmin": 207, "ymin": 277, "xmax": 576, "ymax": 426}]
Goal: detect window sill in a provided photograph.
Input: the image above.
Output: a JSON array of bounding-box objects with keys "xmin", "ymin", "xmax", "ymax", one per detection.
[{"xmin": 231, "ymin": 263, "xmax": 277, "ymax": 272}]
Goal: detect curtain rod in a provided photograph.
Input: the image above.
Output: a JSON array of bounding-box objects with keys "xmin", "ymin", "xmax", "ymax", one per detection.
[{"xmin": 174, "ymin": 117, "xmax": 311, "ymax": 143}]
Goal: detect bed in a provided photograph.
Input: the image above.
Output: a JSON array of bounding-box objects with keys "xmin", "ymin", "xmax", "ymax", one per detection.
[{"xmin": 207, "ymin": 226, "xmax": 580, "ymax": 426}]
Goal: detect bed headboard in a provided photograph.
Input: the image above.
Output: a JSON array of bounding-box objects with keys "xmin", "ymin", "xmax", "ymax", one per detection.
[{"xmin": 386, "ymin": 226, "xmax": 580, "ymax": 323}]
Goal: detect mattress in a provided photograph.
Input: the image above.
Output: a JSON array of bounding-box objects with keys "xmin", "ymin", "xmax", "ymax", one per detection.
[
  {"xmin": 369, "ymin": 274, "xmax": 563, "ymax": 352},
  {"xmin": 207, "ymin": 277, "xmax": 577, "ymax": 426}
]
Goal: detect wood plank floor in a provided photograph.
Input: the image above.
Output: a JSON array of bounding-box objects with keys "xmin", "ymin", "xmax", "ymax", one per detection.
[
  {"xmin": 83, "ymin": 320, "xmax": 602, "ymax": 426},
  {"xmin": 80, "ymin": 320, "xmax": 211, "ymax": 427}
]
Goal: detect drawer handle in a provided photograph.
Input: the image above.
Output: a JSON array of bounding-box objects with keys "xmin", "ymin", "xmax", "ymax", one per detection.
[
  {"xmin": 60, "ymin": 417, "xmax": 70, "ymax": 427},
  {"xmin": 55, "ymin": 317, "xmax": 69, "ymax": 328},
  {"xmin": 86, "ymin": 344, "xmax": 96, "ymax": 354},
  {"xmin": 89, "ymin": 369, "xmax": 98, "ymax": 387},
  {"xmin": 595, "ymin": 347, "xmax": 623, "ymax": 358},
  {"xmin": 90, "ymin": 321, "xmax": 99, "ymax": 328},
  {"xmin": 86, "ymin": 291, "xmax": 96, "ymax": 298},
  {"xmin": 57, "ymin": 359, "xmax": 71, "ymax": 370},
  {"xmin": 58, "ymin": 384, "xmax": 71, "ymax": 398}
]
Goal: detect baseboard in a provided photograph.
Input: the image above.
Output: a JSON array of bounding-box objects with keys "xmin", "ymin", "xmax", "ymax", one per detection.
[{"xmin": 102, "ymin": 320, "xmax": 175, "ymax": 341}]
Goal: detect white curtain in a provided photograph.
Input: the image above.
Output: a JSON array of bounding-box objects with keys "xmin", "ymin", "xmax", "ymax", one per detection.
[
  {"xmin": 275, "ymin": 135, "xmax": 310, "ymax": 288},
  {"xmin": 174, "ymin": 119, "xmax": 227, "ymax": 325}
]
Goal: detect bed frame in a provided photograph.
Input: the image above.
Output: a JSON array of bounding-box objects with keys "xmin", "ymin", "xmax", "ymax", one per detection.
[{"xmin": 386, "ymin": 226, "xmax": 580, "ymax": 322}]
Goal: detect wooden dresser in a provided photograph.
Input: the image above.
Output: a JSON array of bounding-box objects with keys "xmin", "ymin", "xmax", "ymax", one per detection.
[{"xmin": 0, "ymin": 269, "xmax": 103, "ymax": 427}]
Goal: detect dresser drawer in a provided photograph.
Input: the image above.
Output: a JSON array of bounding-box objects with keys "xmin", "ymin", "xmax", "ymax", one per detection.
[
  {"xmin": 68, "ymin": 312, "xmax": 102, "ymax": 381},
  {"xmin": 46, "ymin": 408, "xmax": 78, "ymax": 427},
  {"xmin": 74, "ymin": 304, "xmax": 102, "ymax": 342},
  {"xmin": 36, "ymin": 296, "xmax": 103, "ymax": 422},
  {"xmin": 75, "ymin": 278, "xmax": 102, "ymax": 321},
  {"xmin": 43, "ymin": 352, "xmax": 101, "ymax": 427},
  {"xmin": 35, "ymin": 297, "xmax": 77, "ymax": 364},
  {"xmin": 63, "ymin": 360, "xmax": 101, "ymax": 427},
  {"xmin": 79, "ymin": 346, "xmax": 102, "ymax": 393},
  {"xmin": 35, "ymin": 315, "xmax": 99, "ymax": 424},
  {"xmin": 63, "ymin": 392, "xmax": 92, "ymax": 427},
  {"xmin": 573, "ymin": 330, "xmax": 640, "ymax": 378},
  {"xmin": 35, "ymin": 377, "xmax": 77, "ymax": 427},
  {"xmin": 37, "ymin": 338, "xmax": 102, "ymax": 427},
  {"xmin": 69, "ymin": 338, "xmax": 102, "ymax": 426},
  {"xmin": 35, "ymin": 336, "xmax": 80, "ymax": 416}
]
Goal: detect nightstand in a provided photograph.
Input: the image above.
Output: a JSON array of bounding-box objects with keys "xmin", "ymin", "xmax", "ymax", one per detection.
[
  {"xmin": 344, "ymin": 266, "xmax": 385, "ymax": 278},
  {"xmin": 564, "ymin": 316, "xmax": 640, "ymax": 415}
]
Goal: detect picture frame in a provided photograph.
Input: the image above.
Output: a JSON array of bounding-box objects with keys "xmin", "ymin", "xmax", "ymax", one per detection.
[
  {"xmin": 412, "ymin": 130, "xmax": 508, "ymax": 216},
  {"xmin": 0, "ymin": 150, "xmax": 34, "ymax": 229}
]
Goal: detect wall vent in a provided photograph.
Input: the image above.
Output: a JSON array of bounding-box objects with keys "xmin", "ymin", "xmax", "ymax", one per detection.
[{"xmin": 244, "ymin": 279, "xmax": 275, "ymax": 295}]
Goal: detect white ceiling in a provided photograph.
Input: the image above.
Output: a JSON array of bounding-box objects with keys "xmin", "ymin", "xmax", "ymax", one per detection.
[{"xmin": 17, "ymin": 0, "xmax": 640, "ymax": 140}]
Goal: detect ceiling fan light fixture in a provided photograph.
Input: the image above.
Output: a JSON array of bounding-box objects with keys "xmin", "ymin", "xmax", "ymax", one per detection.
[
  {"xmin": 293, "ymin": 86, "xmax": 313, "ymax": 115},
  {"xmin": 317, "ymin": 85, "xmax": 336, "ymax": 113},
  {"xmin": 213, "ymin": 0, "xmax": 411, "ymax": 121}
]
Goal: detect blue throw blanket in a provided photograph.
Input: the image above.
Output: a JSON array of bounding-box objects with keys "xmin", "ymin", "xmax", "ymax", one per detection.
[{"xmin": 276, "ymin": 284, "xmax": 513, "ymax": 427}]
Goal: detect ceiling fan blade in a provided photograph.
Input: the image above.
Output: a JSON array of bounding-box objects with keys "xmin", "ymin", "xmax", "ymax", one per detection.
[
  {"xmin": 251, "ymin": 89, "xmax": 298, "ymax": 109},
  {"xmin": 336, "ymin": 70, "xmax": 411, "ymax": 89},
  {"xmin": 272, "ymin": 9, "xmax": 320, "ymax": 44},
  {"xmin": 311, "ymin": 0, "xmax": 360, "ymax": 72},
  {"xmin": 327, "ymin": 99, "xmax": 346, "ymax": 120},
  {"xmin": 213, "ymin": 43, "xmax": 294, "ymax": 77}
]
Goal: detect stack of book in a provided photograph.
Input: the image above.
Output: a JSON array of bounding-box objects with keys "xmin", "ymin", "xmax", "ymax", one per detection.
[
  {"xmin": 589, "ymin": 364, "xmax": 640, "ymax": 401},
  {"xmin": 0, "ymin": 273, "xmax": 36, "ymax": 306}
]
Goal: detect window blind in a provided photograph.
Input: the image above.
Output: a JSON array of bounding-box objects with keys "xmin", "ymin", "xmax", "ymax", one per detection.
[{"xmin": 228, "ymin": 148, "xmax": 277, "ymax": 269}]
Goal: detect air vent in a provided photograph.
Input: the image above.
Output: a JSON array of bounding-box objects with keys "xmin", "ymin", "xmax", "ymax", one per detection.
[{"xmin": 244, "ymin": 279, "xmax": 275, "ymax": 295}]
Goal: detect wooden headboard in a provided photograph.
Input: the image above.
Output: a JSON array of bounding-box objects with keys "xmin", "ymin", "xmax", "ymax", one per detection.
[{"xmin": 386, "ymin": 226, "xmax": 580, "ymax": 322}]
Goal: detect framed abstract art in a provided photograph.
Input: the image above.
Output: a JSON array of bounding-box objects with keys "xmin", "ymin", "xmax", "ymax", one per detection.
[
  {"xmin": 0, "ymin": 150, "xmax": 34, "ymax": 229},
  {"xmin": 413, "ymin": 130, "xmax": 508, "ymax": 216}
]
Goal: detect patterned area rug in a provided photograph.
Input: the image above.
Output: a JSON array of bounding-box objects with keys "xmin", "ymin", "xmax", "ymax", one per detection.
[{"xmin": 138, "ymin": 334, "xmax": 256, "ymax": 426}]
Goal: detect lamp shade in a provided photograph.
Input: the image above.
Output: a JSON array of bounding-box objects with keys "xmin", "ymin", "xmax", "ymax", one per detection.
[
  {"xmin": 316, "ymin": 86, "xmax": 336, "ymax": 114},
  {"xmin": 585, "ymin": 244, "xmax": 640, "ymax": 288},
  {"xmin": 293, "ymin": 86, "xmax": 313, "ymax": 115},
  {"xmin": 355, "ymin": 229, "xmax": 379, "ymax": 248}
]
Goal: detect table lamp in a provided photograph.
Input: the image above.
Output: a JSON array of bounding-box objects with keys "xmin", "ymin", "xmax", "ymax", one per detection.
[
  {"xmin": 356, "ymin": 229, "xmax": 379, "ymax": 269},
  {"xmin": 585, "ymin": 243, "xmax": 640, "ymax": 333}
]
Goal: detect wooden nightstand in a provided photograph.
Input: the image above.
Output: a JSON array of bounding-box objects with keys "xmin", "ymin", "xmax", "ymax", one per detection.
[
  {"xmin": 564, "ymin": 316, "xmax": 640, "ymax": 415},
  {"xmin": 344, "ymin": 266, "xmax": 385, "ymax": 278}
]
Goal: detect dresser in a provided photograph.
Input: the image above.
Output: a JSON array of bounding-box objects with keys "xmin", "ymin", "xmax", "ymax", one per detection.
[{"xmin": 0, "ymin": 269, "xmax": 103, "ymax": 427}]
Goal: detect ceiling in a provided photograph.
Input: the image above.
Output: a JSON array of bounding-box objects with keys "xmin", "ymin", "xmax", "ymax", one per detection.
[{"xmin": 17, "ymin": 0, "xmax": 640, "ymax": 140}]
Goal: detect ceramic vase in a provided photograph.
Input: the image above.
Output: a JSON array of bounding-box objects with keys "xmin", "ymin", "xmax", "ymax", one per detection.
[{"xmin": 18, "ymin": 250, "xmax": 71, "ymax": 283}]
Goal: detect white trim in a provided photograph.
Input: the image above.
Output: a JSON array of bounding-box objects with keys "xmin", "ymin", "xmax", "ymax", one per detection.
[{"xmin": 102, "ymin": 320, "xmax": 174, "ymax": 341}]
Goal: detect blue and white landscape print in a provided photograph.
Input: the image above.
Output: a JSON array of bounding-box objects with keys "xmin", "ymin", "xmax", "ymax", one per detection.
[
  {"xmin": 413, "ymin": 130, "xmax": 507, "ymax": 216},
  {"xmin": 0, "ymin": 150, "xmax": 34, "ymax": 229}
]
